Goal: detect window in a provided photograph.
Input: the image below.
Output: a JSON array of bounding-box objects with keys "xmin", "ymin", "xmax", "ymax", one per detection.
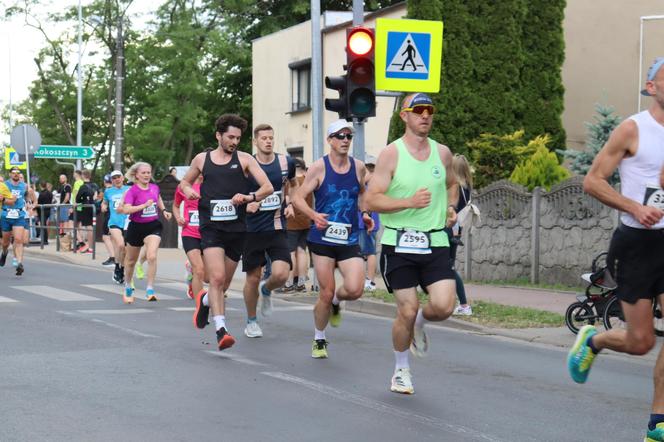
[
  {"xmin": 287, "ymin": 147, "xmax": 304, "ymax": 159},
  {"xmin": 289, "ymin": 59, "xmax": 311, "ymax": 112}
]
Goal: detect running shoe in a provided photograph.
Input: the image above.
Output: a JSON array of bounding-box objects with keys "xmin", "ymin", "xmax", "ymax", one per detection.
[
  {"xmin": 453, "ymin": 305, "xmax": 473, "ymax": 316},
  {"xmin": 12, "ymin": 257, "xmax": 18, "ymax": 267},
  {"xmin": 216, "ymin": 327, "xmax": 236, "ymax": 351},
  {"xmin": 295, "ymin": 283, "xmax": 306, "ymax": 292},
  {"xmin": 145, "ymin": 288, "xmax": 158, "ymax": 302},
  {"xmin": 259, "ymin": 281, "xmax": 273, "ymax": 317},
  {"xmin": 193, "ymin": 289, "xmax": 210, "ymax": 329},
  {"xmin": 0, "ymin": 250, "xmax": 7, "ymax": 267},
  {"xmin": 112, "ymin": 266, "xmax": 124, "ymax": 285},
  {"xmin": 567, "ymin": 324, "xmax": 598, "ymax": 384},
  {"xmin": 135, "ymin": 262, "xmax": 145, "ymax": 279},
  {"xmin": 645, "ymin": 422, "xmax": 664, "ymax": 441},
  {"xmin": 101, "ymin": 257, "xmax": 116, "ymax": 267},
  {"xmin": 77, "ymin": 243, "xmax": 89, "ymax": 253},
  {"xmin": 185, "ymin": 260, "xmax": 193, "ymax": 282},
  {"xmin": 311, "ymin": 339, "xmax": 328, "ymax": 358},
  {"xmin": 364, "ymin": 279, "xmax": 376, "ymax": 292},
  {"xmin": 276, "ymin": 284, "xmax": 294, "ymax": 294},
  {"xmin": 410, "ymin": 325, "xmax": 428, "ymax": 358},
  {"xmin": 15, "ymin": 263, "xmax": 24, "ymax": 276},
  {"xmin": 390, "ymin": 368, "xmax": 414, "ymax": 394},
  {"xmin": 123, "ymin": 286, "xmax": 134, "ymax": 304},
  {"xmin": 244, "ymin": 321, "xmax": 263, "ymax": 338},
  {"xmin": 330, "ymin": 303, "xmax": 342, "ymax": 328}
]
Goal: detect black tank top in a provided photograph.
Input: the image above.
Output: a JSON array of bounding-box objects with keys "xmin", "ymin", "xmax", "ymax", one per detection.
[{"xmin": 199, "ymin": 150, "xmax": 249, "ymax": 232}]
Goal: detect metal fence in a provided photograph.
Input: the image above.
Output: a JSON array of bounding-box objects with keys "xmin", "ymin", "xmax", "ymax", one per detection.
[{"xmin": 33, "ymin": 203, "xmax": 98, "ymax": 259}]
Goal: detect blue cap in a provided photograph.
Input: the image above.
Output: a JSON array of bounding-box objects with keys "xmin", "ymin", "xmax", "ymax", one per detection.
[
  {"xmin": 641, "ymin": 57, "xmax": 664, "ymax": 96},
  {"xmin": 407, "ymin": 93, "xmax": 433, "ymax": 107}
]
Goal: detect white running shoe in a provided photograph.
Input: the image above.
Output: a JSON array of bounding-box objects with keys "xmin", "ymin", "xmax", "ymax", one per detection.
[
  {"xmin": 364, "ymin": 279, "xmax": 376, "ymax": 292},
  {"xmin": 410, "ymin": 325, "xmax": 428, "ymax": 358},
  {"xmin": 390, "ymin": 368, "xmax": 414, "ymax": 394},
  {"xmin": 244, "ymin": 321, "xmax": 263, "ymax": 338},
  {"xmin": 453, "ymin": 305, "xmax": 473, "ymax": 316},
  {"xmin": 259, "ymin": 281, "xmax": 273, "ymax": 317}
]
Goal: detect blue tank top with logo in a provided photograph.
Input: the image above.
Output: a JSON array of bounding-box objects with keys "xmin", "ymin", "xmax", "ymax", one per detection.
[
  {"xmin": 308, "ymin": 155, "xmax": 360, "ymax": 246},
  {"xmin": 2, "ymin": 181, "xmax": 26, "ymax": 219}
]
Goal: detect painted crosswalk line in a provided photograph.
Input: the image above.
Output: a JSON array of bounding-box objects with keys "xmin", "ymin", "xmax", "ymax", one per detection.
[
  {"xmin": 0, "ymin": 296, "xmax": 19, "ymax": 303},
  {"xmin": 77, "ymin": 309, "xmax": 153, "ymax": 314},
  {"xmin": 82, "ymin": 284, "xmax": 180, "ymax": 300},
  {"xmin": 13, "ymin": 285, "xmax": 102, "ymax": 302}
]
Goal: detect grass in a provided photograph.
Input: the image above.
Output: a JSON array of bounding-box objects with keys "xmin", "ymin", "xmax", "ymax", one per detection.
[
  {"xmin": 364, "ymin": 289, "xmax": 565, "ymax": 329},
  {"xmin": 468, "ymin": 277, "xmax": 583, "ymax": 292}
]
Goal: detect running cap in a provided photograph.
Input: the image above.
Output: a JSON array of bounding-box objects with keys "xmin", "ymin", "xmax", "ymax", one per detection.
[
  {"xmin": 9, "ymin": 166, "xmax": 21, "ymax": 173},
  {"xmin": 103, "ymin": 174, "xmax": 112, "ymax": 183},
  {"xmin": 326, "ymin": 119, "xmax": 354, "ymax": 137},
  {"xmin": 406, "ymin": 93, "xmax": 434, "ymax": 107},
  {"xmin": 294, "ymin": 157, "xmax": 306, "ymax": 169},
  {"xmin": 641, "ymin": 57, "xmax": 664, "ymax": 96},
  {"xmin": 110, "ymin": 170, "xmax": 123, "ymax": 178},
  {"xmin": 364, "ymin": 154, "xmax": 377, "ymax": 165}
]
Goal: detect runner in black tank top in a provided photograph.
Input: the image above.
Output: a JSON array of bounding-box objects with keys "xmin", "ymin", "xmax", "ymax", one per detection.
[{"xmin": 179, "ymin": 114, "xmax": 273, "ymax": 352}]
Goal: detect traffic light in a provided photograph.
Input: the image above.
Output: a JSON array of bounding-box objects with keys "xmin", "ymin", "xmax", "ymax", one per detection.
[
  {"xmin": 346, "ymin": 27, "xmax": 376, "ymax": 120},
  {"xmin": 324, "ymin": 75, "xmax": 348, "ymax": 120}
]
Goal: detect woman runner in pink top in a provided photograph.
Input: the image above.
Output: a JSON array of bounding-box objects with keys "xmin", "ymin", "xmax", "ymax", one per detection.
[
  {"xmin": 173, "ymin": 174, "xmax": 206, "ymax": 299},
  {"xmin": 118, "ymin": 162, "xmax": 172, "ymax": 304}
]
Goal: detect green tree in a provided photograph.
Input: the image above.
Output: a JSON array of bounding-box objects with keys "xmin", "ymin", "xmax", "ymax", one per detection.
[
  {"xmin": 510, "ymin": 135, "xmax": 570, "ymax": 191},
  {"xmin": 558, "ymin": 103, "xmax": 621, "ymax": 184},
  {"xmin": 468, "ymin": 130, "xmax": 535, "ymax": 189}
]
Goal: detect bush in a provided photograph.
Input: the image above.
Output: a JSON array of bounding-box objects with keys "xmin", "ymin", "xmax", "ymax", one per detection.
[
  {"xmin": 510, "ymin": 135, "xmax": 570, "ymax": 191},
  {"xmin": 467, "ymin": 130, "xmax": 535, "ymax": 189}
]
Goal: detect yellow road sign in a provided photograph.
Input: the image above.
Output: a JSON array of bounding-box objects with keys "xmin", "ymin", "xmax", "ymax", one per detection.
[
  {"xmin": 375, "ymin": 18, "xmax": 443, "ymax": 93},
  {"xmin": 4, "ymin": 147, "xmax": 27, "ymax": 170}
]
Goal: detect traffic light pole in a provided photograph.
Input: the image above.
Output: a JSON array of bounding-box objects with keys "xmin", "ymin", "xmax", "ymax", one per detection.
[
  {"xmin": 352, "ymin": 0, "xmax": 366, "ymax": 162},
  {"xmin": 311, "ymin": 0, "xmax": 324, "ymax": 161}
]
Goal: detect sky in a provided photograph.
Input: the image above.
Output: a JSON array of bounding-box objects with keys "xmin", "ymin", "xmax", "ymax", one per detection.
[{"xmin": 0, "ymin": 0, "xmax": 154, "ymax": 145}]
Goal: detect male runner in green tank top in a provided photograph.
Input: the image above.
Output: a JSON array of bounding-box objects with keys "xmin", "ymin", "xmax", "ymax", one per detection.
[{"xmin": 367, "ymin": 93, "xmax": 458, "ymax": 395}]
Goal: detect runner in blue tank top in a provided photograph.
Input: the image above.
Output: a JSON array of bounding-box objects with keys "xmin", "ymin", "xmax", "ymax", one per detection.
[
  {"xmin": 292, "ymin": 120, "xmax": 374, "ymax": 359},
  {"xmin": 1, "ymin": 166, "xmax": 36, "ymax": 276},
  {"xmin": 241, "ymin": 124, "xmax": 298, "ymax": 339}
]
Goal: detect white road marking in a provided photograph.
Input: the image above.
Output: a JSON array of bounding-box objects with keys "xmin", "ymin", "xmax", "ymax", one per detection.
[
  {"xmin": 77, "ymin": 309, "xmax": 153, "ymax": 314},
  {"xmin": 82, "ymin": 284, "xmax": 180, "ymax": 300},
  {"xmin": 261, "ymin": 371, "xmax": 505, "ymax": 442},
  {"xmin": 13, "ymin": 285, "xmax": 102, "ymax": 302},
  {"xmin": 272, "ymin": 305, "xmax": 312, "ymax": 312},
  {"xmin": 0, "ymin": 296, "xmax": 19, "ymax": 303},
  {"xmin": 169, "ymin": 307, "xmax": 195, "ymax": 312},
  {"xmin": 57, "ymin": 311, "xmax": 159, "ymax": 338},
  {"xmin": 205, "ymin": 351, "xmax": 267, "ymax": 366}
]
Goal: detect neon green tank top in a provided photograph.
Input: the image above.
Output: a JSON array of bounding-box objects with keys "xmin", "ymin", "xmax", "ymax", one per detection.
[{"xmin": 380, "ymin": 138, "xmax": 449, "ymax": 247}]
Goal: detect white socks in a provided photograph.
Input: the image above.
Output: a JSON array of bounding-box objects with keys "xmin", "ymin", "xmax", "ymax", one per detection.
[
  {"xmin": 415, "ymin": 308, "xmax": 425, "ymax": 329},
  {"xmin": 213, "ymin": 315, "xmax": 226, "ymax": 331},
  {"xmin": 394, "ymin": 350, "xmax": 410, "ymax": 370},
  {"xmin": 332, "ymin": 293, "xmax": 340, "ymax": 306},
  {"xmin": 314, "ymin": 328, "xmax": 326, "ymax": 340},
  {"xmin": 202, "ymin": 293, "xmax": 209, "ymax": 306}
]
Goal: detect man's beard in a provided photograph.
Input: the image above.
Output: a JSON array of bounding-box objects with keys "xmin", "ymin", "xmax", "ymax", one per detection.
[{"xmin": 221, "ymin": 145, "xmax": 236, "ymax": 154}]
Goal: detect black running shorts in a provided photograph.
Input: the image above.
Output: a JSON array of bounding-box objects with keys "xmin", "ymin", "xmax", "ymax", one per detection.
[
  {"xmin": 199, "ymin": 223, "xmax": 244, "ymax": 262},
  {"xmin": 242, "ymin": 231, "xmax": 292, "ymax": 272},
  {"xmin": 607, "ymin": 223, "xmax": 664, "ymax": 304},
  {"xmin": 287, "ymin": 229, "xmax": 309, "ymax": 253},
  {"xmin": 380, "ymin": 245, "xmax": 454, "ymax": 293},
  {"xmin": 125, "ymin": 220, "xmax": 162, "ymax": 247},
  {"xmin": 182, "ymin": 235, "xmax": 203, "ymax": 254},
  {"xmin": 307, "ymin": 241, "xmax": 362, "ymax": 262}
]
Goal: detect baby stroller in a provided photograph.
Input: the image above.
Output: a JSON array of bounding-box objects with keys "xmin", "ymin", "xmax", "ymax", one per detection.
[{"xmin": 565, "ymin": 251, "xmax": 664, "ymax": 336}]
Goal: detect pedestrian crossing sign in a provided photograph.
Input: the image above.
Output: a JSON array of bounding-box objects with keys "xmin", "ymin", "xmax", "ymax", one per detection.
[
  {"xmin": 4, "ymin": 147, "xmax": 27, "ymax": 170},
  {"xmin": 375, "ymin": 18, "xmax": 443, "ymax": 93}
]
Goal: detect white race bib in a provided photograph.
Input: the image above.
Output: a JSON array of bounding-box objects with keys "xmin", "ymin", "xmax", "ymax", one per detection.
[
  {"xmin": 260, "ymin": 191, "xmax": 282, "ymax": 211},
  {"xmin": 210, "ymin": 199, "xmax": 237, "ymax": 221},
  {"xmin": 141, "ymin": 203, "xmax": 157, "ymax": 218},
  {"xmin": 323, "ymin": 221, "xmax": 351, "ymax": 245},
  {"xmin": 5, "ymin": 208, "xmax": 20, "ymax": 220},
  {"xmin": 644, "ymin": 186, "xmax": 664, "ymax": 210},
  {"xmin": 189, "ymin": 210, "xmax": 200, "ymax": 227},
  {"xmin": 395, "ymin": 229, "xmax": 432, "ymax": 254}
]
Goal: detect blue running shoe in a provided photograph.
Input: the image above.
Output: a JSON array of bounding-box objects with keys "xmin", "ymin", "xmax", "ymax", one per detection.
[
  {"xmin": 567, "ymin": 324, "xmax": 598, "ymax": 384},
  {"xmin": 123, "ymin": 286, "xmax": 134, "ymax": 304},
  {"xmin": 12, "ymin": 257, "xmax": 17, "ymax": 267},
  {"xmin": 646, "ymin": 422, "xmax": 664, "ymax": 441},
  {"xmin": 146, "ymin": 288, "xmax": 158, "ymax": 302}
]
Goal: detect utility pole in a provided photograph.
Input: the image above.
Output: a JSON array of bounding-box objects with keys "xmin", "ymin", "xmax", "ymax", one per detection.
[
  {"xmin": 310, "ymin": 0, "xmax": 324, "ymax": 161},
  {"xmin": 114, "ymin": 15, "xmax": 125, "ymax": 171},
  {"xmin": 76, "ymin": 0, "xmax": 83, "ymax": 170}
]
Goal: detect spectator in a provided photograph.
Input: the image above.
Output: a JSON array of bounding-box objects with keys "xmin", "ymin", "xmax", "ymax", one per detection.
[
  {"xmin": 449, "ymin": 154, "xmax": 473, "ymax": 316},
  {"xmin": 36, "ymin": 181, "xmax": 53, "ymax": 244},
  {"xmin": 57, "ymin": 174, "xmax": 72, "ymax": 236},
  {"xmin": 75, "ymin": 169, "xmax": 97, "ymax": 253},
  {"xmin": 358, "ymin": 156, "xmax": 380, "ymax": 291}
]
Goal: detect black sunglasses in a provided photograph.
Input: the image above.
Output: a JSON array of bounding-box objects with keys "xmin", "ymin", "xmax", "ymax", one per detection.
[{"xmin": 332, "ymin": 133, "xmax": 353, "ymax": 140}]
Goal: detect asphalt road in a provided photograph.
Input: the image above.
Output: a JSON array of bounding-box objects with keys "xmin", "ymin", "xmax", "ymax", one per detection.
[{"xmin": 0, "ymin": 257, "xmax": 654, "ymax": 441}]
